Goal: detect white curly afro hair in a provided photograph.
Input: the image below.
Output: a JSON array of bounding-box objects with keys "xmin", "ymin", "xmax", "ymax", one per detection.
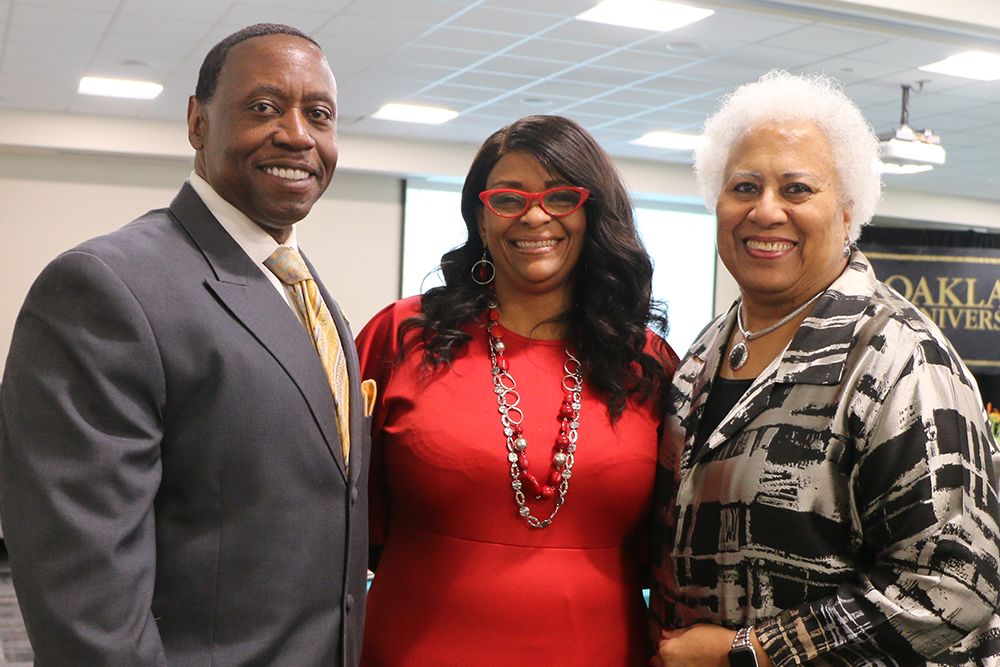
[{"xmin": 694, "ymin": 70, "xmax": 883, "ymax": 241}]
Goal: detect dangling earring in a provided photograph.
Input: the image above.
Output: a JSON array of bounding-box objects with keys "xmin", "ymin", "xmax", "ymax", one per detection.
[
  {"xmin": 843, "ymin": 240, "xmax": 852, "ymax": 258},
  {"xmin": 472, "ymin": 249, "xmax": 495, "ymax": 285}
]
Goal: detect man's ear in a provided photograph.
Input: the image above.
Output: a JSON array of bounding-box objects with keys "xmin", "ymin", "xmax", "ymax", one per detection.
[{"xmin": 188, "ymin": 96, "xmax": 206, "ymax": 151}]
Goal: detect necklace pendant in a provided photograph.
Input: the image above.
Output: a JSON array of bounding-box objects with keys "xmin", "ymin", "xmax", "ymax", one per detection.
[{"xmin": 729, "ymin": 341, "xmax": 748, "ymax": 371}]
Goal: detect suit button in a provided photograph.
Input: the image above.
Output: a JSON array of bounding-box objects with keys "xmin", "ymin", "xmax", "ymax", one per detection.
[
  {"xmin": 346, "ymin": 594, "xmax": 354, "ymax": 614},
  {"xmin": 350, "ymin": 487, "xmax": 358, "ymax": 503}
]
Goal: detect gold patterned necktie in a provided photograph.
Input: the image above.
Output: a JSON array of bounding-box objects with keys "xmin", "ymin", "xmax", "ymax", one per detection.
[{"xmin": 265, "ymin": 246, "xmax": 350, "ymax": 466}]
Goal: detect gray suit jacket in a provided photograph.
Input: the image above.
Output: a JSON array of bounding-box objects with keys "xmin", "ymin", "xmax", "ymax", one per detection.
[{"xmin": 0, "ymin": 183, "xmax": 368, "ymax": 666}]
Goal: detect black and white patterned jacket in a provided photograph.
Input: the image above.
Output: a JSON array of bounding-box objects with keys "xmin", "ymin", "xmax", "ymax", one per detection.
[{"xmin": 651, "ymin": 251, "xmax": 1000, "ymax": 666}]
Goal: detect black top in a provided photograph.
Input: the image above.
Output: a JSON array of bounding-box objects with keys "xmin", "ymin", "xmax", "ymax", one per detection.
[{"xmin": 691, "ymin": 376, "xmax": 754, "ymax": 460}]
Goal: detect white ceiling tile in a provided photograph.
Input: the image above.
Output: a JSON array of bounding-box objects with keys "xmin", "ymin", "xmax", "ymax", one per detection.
[
  {"xmin": 446, "ymin": 70, "xmax": 537, "ymax": 91},
  {"xmin": 589, "ymin": 49, "xmax": 694, "ymax": 75},
  {"xmin": 761, "ymin": 24, "xmax": 891, "ymax": 56},
  {"xmin": 597, "ymin": 87, "xmax": 685, "ymax": 107},
  {"xmin": 840, "ymin": 80, "xmax": 906, "ymax": 106},
  {"xmin": 416, "ymin": 26, "xmax": 530, "ymax": 53},
  {"xmin": 474, "ymin": 54, "xmax": 580, "ymax": 79},
  {"xmin": 10, "ymin": 3, "xmax": 113, "ymax": 31},
  {"xmin": 631, "ymin": 74, "xmax": 725, "ymax": 97},
  {"xmin": 941, "ymin": 81, "xmax": 1000, "ymax": 104},
  {"xmin": 111, "ymin": 15, "xmax": 213, "ymax": 43},
  {"xmin": 120, "ymin": 0, "xmax": 231, "ymax": 23},
  {"xmin": 314, "ymin": 14, "xmax": 430, "ymax": 44},
  {"xmin": 605, "ymin": 117, "xmax": 701, "ymax": 136},
  {"xmin": 447, "ymin": 6, "xmax": 567, "ymax": 35},
  {"xmin": 800, "ymin": 56, "xmax": 911, "ymax": 84},
  {"xmin": 715, "ymin": 43, "xmax": 829, "ymax": 71},
  {"xmin": 321, "ymin": 56, "xmax": 383, "ymax": 81},
  {"xmin": 563, "ymin": 99, "xmax": 647, "ymax": 117},
  {"xmin": 922, "ymin": 114, "xmax": 999, "ymax": 140},
  {"xmin": 554, "ymin": 65, "xmax": 657, "ymax": 88},
  {"xmin": 391, "ymin": 45, "xmax": 493, "ymax": 70},
  {"xmin": 627, "ymin": 106, "xmax": 708, "ymax": 127},
  {"xmin": 561, "ymin": 110, "xmax": 622, "ymax": 128},
  {"xmin": 638, "ymin": 9, "xmax": 809, "ymax": 51},
  {"xmin": 2, "ymin": 42, "xmax": 92, "ymax": 65},
  {"xmin": 215, "ymin": 7, "xmax": 333, "ymax": 35},
  {"xmin": 20, "ymin": 0, "xmax": 118, "ymax": 8},
  {"xmin": 481, "ymin": 0, "xmax": 596, "ymax": 13},
  {"xmin": 519, "ymin": 78, "xmax": 614, "ymax": 100},
  {"xmin": 95, "ymin": 34, "xmax": 199, "ymax": 63},
  {"xmin": 415, "ymin": 83, "xmax": 510, "ymax": 103},
  {"xmin": 541, "ymin": 19, "xmax": 661, "ymax": 50},
  {"xmin": 474, "ymin": 98, "xmax": 567, "ymax": 116},
  {"xmin": 505, "ymin": 37, "xmax": 606, "ymax": 63},
  {"xmin": 951, "ymin": 103, "xmax": 1000, "ymax": 122},
  {"xmin": 670, "ymin": 59, "xmax": 771, "ymax": 87},
  {"xmin": 310, "ymin": 34, "xmax": 407, "ymax": 62},
  {"xmin": 5, "ymin": 23, "xmax": 103, "ymax": 50},
  {"xmin": 343, "ymin": 0, "xmax": 466, "ymax": 23},
  {"xmin": 849, "ymin": 37, "xmax": 959, "ymax": 68},
  {"xmin": 243, "ymin": 0, "xmax": 354, "ymax": 12}
]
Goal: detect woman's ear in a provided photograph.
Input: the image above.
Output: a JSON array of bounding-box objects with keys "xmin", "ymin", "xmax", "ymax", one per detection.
[
  {"xmin": 477, "ymin": 208, "xmax": 487, "ymax": 251},
  {"xmin": 841, "ymin": 201, "xmax": 854, "ymax": 241}
]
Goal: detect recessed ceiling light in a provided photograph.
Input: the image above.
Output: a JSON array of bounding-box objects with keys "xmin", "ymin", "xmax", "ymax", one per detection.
[
  {"xmin": 918, "ymin": 51, "xmax": 1000, "ymax": 81},
  {"xmin": 78, "ymin": 77, "xmax": 163, "ymax": 100},
  {"xmin": 371, "ymin": 103, "xmax": 459, "ymax": 125},
  {"xmin": 630, "ymin": 131, "xmax": 703, "ymax": 150},
  {"xmin": 577, "ymin": 0, "xmax": 713, "ymax": 33},
  {"xmin": 878, "ymin": 162, "xmax": 934, "ymax": 175}
]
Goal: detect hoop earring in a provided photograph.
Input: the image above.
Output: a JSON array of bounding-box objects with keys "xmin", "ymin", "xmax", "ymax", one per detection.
[
  {"xmin": 472, "ymin": 249, "xmax": 495, "ymax": 285},
  {"xmin": 843, "ymin": 240, "xmax": 852, "ymax": 259}
]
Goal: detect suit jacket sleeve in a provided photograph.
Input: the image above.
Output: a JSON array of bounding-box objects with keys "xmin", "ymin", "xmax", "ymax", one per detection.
[{"xmin": 0, "ymin": 249, "xmax": 168, "ymax": 666}]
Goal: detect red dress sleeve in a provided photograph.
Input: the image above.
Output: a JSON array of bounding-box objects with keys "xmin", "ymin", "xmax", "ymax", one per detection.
[{"xmin": 355, "ymin": 297, "xmax": 422, "ymax": 548}]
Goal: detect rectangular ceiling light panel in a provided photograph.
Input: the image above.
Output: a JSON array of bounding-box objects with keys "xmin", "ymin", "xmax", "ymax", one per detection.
[
  {"xmin": 372, "ymin": 103, "xmax": 459, "ymax": 124},
  {"xmin": 630, "ymin": 130, "xmax": 703, "ymax": 149},
  {"xmin": 919, "ymin": 51, "xmax": 1000, "ymax": 81},
  {"xmin": 577, "ymin": 0, "xmax": 714, "ymax": 33},
  {"xmin": 78, "ymin": 77, "xmax": 163, "ymax": 100}
]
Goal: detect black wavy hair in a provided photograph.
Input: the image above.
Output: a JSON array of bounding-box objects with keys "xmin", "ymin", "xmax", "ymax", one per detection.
[
  {"xmin": 400, "ymin": 115, "xmax": 671, "ymax": 419},
  {"xmin": 195, "ymin": 23, "xmax": 319, "ymax": 103}
]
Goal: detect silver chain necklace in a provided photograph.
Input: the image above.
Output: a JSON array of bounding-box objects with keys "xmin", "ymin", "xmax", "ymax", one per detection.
[
  {"xmin": 729, "ymin": 290, "xmax": 825, "ymax": 371},
  {"xmin": 486, "ymin": 300, "xmax": 583, "ymax": 529}
]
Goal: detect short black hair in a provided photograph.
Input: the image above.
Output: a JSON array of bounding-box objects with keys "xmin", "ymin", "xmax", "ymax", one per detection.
[{"xmin": 195, "ymin": 23, "xmax": 321, "ymax": 103}]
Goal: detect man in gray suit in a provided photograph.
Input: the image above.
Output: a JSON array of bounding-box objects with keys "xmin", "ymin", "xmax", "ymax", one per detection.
[{"xmin": 0, "ymin": 23, "xmax": 368, "ymax": 666}]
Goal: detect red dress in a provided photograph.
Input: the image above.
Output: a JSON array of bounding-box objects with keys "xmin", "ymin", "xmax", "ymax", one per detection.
[{"xmin": 356, "ymin": 297, "xmax": 675, "ymax": 666}]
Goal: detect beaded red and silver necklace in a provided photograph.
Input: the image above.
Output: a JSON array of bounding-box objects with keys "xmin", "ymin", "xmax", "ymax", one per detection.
[{"xmin": 486, "ymin": 299, "xmax": 583, "ymax": 529}]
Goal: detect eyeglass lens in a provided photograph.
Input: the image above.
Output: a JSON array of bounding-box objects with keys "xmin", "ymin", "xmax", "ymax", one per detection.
[{"xmin": 487, "ymin": 189, "xmax": 583, "ymax": 216}]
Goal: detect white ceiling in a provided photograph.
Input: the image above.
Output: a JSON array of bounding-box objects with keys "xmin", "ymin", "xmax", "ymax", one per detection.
[{"xmin": 2, "ymin": 0, "xmax": 1000, "ymax": 202}]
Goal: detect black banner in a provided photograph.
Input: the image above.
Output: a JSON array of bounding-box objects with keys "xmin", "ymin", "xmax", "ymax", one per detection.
[{"xmin": 861, "ymin": 244, "xmax": 1000, "ymax": 374}]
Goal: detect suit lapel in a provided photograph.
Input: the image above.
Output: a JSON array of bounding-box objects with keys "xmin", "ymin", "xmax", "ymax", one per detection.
[{"xmin": 169, "ymin": 185, "xmax": 347, "ymax": 480}]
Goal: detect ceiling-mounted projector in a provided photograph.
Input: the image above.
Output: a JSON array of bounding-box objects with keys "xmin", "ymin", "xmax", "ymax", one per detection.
[{"xmin": 878, "ymin": 83, "xmax": 945, "ymax": 169}]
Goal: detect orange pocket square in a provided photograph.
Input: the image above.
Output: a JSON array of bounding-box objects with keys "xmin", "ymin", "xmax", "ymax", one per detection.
[{"xmin": 361, "ymin": 379, "xmax": 377, "ymax": 417}]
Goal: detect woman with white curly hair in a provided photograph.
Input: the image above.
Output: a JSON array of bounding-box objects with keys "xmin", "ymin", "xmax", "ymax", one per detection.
[{"xmin": 649, "ymin": 70, "xmax": 1000, "ymax": 666}]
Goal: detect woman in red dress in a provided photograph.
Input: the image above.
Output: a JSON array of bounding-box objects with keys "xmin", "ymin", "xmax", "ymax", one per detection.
[{"xmin": 356, "ymin": 115, "xmax": 679, "ymax": 666}]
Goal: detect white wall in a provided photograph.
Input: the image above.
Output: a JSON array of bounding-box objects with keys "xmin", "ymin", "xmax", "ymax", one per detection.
[{"xmin": 0, "ymin": 146, "xmax": 403, "ymax": 374}]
